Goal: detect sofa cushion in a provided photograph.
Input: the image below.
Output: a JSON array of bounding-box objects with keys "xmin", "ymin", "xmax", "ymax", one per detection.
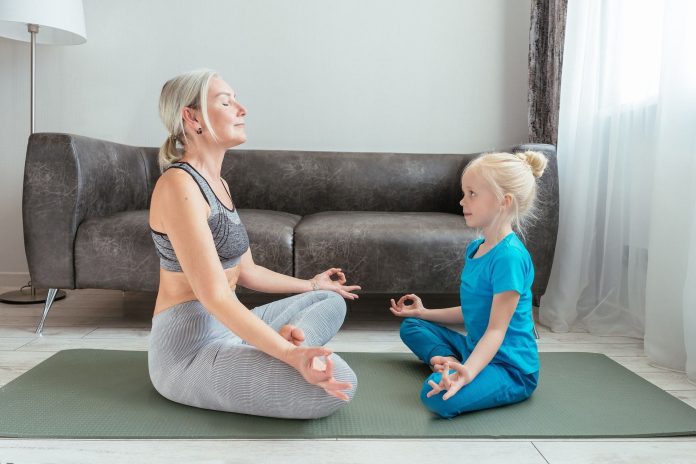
[
  {"xmin": 236, "ymin": 209, "xmax": 301, "ymax": 277},
  {"xmin": 74, "ymin": 209, "xmax": 300, "ymax": 292},
  {"xmin": 294, "ymin": 211, "xmax": 477, "ymax": 293}
]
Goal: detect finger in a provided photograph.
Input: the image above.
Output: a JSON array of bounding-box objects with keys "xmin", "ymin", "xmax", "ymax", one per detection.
[
  {"xmin": 324, "ymin": 387, "xmax": 350, "ymax": 401},
  {"xmin": 323, "ymin": 354, "xmax": 336, "ymax": 377},
  {"xmin": 342, "ymin": 285, "xmax": 361, "ymax": 291},
  {"xmin": 339, "ymin": 290, "xmax": 357, "ymax": 300},
  {"xmin": 304, "ymin": 347, "xmax": 333, "ymax": 359},
  {"xmin": 426, "ymin": 380, "xmax": 441, "ymax": 397},
  {"xmin": 397, "ymin": 295, "xmax": 409, "ymax": 306},
  {"xmin": 443, "ymin": 382, "xmax": 464, "ymax": 401},
  {"xmin": 389, "ymin": 307, "xmax": 406, "ymax": 317},
  {"xmin": 320, "ymin": 379, "xmax": 353, "ymax": 392},
  {"xmin": 336, "ymin": 272, "xmax": 347, "ymax": 284}
]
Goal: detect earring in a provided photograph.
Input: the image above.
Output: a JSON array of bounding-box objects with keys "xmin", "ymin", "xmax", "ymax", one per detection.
[{"xmin": 196, "ymin": 127, "xmax": 203, "ymax": 135}]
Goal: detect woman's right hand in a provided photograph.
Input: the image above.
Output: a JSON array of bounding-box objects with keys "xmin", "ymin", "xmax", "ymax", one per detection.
[
  {"xmin": 284, "ymin": 346, "xmax": 352, "ymax": 401},
  {"xmin": 389, "ymin": 294, "xmax": 426, "ymax": 318}
]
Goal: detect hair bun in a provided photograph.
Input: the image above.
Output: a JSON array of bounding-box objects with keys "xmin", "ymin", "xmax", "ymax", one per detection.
[{"xmin": 519, "ymin": 150, "xmax": 548, "ymax": 179}]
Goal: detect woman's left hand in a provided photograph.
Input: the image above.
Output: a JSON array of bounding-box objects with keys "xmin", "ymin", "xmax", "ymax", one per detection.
[
  {"xmin": 426, "ymin": 361, "xmax": 474, "ymax": 400},
  {"xmin": 310, "ymin": 268, "xmax": 361, "ymax": 300}
]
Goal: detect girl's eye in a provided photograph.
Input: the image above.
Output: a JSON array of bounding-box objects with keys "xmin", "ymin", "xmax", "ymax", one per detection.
[{"xmin": 222, "ymin": 103, "xmax": 230, "ymax": 107}]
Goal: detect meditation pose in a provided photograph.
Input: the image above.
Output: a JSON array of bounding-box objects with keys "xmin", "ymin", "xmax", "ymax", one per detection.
[
  {"xmin": 390, "ymin": 151, "xmax": 547, "ymax": 418},
  {"xmin": 148, "ymin": 69, "xmax": 359, "ymax": 419}
]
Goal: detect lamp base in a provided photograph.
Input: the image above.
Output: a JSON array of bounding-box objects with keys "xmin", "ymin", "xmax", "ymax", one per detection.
[{"xmin": 0, "ymin": 286, "xmax": 66, "ymax": 304}]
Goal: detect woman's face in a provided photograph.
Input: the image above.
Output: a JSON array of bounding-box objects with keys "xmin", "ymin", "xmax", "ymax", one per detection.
[{"xmin": 200, "ymin": 77, "xmax": 247, "ymax": 148}]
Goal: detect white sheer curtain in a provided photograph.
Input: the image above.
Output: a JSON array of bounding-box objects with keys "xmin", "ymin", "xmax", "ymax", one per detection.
[{"xmin": 539, "ymin": 0, "xmax": 696, "ymax": 381}]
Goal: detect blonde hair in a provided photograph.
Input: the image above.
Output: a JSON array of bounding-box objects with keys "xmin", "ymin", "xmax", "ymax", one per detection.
[
  {"xmin": 463, "ymin": 150, "xmax": 548, "ymax": 238},
  {"xmin": 158, "ymin": 69, "xmax": 219, "ymax": 170}
]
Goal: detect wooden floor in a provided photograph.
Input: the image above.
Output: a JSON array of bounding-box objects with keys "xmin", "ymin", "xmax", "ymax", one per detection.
[{"xmin": 1, "ymin": 288, "xmax": 695, "ymax": 463}]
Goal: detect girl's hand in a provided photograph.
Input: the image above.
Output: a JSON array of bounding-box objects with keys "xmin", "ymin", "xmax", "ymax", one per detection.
[
  {"xmin": 429, "ymin": 355, "xmax": 460, "ymax": 373},
  {"xmin": 426, "ymin": 361, "xmax": 474, "ymax": 400},
  {"xmin": 310, "ymin": 268, "xmax": 361, "ymax": 300},
  {"xmin": 279, "ymin": 324, "xmax": 305, "ymax": 346},
  {"xmin": 389, "ymin": 294, "xmax": 426, "ymax": 318},
  {"xmin": 285, "ymin": 346, "xmax": 353, "ymax": 401}
]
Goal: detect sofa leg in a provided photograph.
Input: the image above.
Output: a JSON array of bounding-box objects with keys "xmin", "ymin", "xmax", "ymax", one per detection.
[{"xmin": 35, "ymin": 288, "xmax": 59, "ymax": 335}]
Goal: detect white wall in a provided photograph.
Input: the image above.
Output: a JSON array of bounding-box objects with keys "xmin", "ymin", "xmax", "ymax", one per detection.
[{"xmin": 0, "ymin": 0, "xmax": 531, "ymax": 278}]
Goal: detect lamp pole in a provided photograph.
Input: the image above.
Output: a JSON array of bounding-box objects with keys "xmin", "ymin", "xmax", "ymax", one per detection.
[{"xmin": 29, "ymin": 23, "xmax": 37, "ymax": 134}]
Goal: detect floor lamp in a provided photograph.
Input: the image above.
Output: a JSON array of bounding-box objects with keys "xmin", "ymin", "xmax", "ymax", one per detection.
[{"xmin": 0, "ymin": 0, "xmax": 86, "ymax": 304}]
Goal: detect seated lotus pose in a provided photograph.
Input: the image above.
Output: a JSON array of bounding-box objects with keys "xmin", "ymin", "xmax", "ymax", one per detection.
[
  {"xmin": 390, "ymin": 150, "xmax": 547, "ymax": 418},
  {"xmin": 148, "ymin": 69, "xmax": 359, "ymax": 419}
]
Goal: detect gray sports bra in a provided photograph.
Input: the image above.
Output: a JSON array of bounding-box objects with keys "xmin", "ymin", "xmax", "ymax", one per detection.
[{"xmin": 150, "ymin": 162, "xmax": 250, "ymax": 272}]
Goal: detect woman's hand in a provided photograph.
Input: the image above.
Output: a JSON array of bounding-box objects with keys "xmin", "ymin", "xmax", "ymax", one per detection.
[
  {"xmin": 284, "ymin": 346, "xmax": 353, "ymax": 401},
  {"xmin": 426, "ymin": 361, "xmax": 474, "ymax": 400},
  {"xmin": 279, "ymin": 324, "xmax": 305, "ymax": 346},
  {"xmin": 389, "ymin": 294, "xmax": 426, "ymax": 318},
  {"xmin": 310, "ymin": 268, "xmax": 361, "ymax": 300}
]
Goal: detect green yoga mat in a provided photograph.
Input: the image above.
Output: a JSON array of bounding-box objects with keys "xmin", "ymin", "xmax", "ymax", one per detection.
[{"xmin": 1, "ymin": 349, "xmax": 695, "ymax": 439}]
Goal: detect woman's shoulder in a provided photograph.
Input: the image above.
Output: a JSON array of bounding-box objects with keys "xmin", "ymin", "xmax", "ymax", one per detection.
[{"xmin": 151, "ymin": 165, "xmax": 209, "ymax": 213}]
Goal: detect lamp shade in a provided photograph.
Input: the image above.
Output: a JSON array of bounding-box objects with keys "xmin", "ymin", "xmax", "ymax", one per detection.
[{"xmin": 0, "ymin": 0, "xmax": 86, "ymax": 45}]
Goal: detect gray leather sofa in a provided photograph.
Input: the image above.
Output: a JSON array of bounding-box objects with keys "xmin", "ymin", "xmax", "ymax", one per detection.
[{"xmin": 22, "ymin": 133, "xmax": 559, "ymax": 332}]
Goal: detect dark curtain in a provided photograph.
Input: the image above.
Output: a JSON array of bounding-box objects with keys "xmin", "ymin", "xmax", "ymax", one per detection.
[{"xmin": 528, "ymin": 0, "xmax": 568, "ymax": 145}]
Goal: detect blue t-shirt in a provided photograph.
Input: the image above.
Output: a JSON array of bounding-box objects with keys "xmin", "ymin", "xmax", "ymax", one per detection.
[{"xmin": 460, "ymin": 232, "xmax": 539, "ymax": 374}]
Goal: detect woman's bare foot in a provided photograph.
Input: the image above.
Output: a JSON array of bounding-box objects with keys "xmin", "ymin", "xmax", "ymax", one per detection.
[{"xmin": 279, "ymin": 324, "xmax": 305, "ymax": 346}]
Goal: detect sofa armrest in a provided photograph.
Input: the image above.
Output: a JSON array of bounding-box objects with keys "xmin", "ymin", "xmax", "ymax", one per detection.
[{"xmin": 22, "ymin": 133, "xmax": 158, "ymax": 289}]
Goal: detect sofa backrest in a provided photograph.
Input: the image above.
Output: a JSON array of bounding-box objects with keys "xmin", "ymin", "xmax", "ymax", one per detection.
[{"xmin": 144, "ymin": 145, "xmax": 558, "ymax": 217}]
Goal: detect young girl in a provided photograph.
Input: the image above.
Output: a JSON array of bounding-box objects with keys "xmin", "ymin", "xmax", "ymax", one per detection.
[{"xmin": 390, "ymin": 151, "xmax": 547, "ymax": 418}]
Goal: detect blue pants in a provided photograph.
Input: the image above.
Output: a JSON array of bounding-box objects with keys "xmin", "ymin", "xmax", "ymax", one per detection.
[{"xmin": 400, "ymin": 318, "xmax": 538, "ymax": 419}]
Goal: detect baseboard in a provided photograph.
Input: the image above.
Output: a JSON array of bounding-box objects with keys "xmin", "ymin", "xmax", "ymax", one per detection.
[{"xmin": 0, "ymin": 272, "xmax": 31, "ymax": 288}]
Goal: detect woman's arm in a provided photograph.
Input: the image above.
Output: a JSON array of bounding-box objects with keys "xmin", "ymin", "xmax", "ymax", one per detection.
[
  {"xmin": 157, "ymin": 170, "xmax": 299, "ymax": 359},
  {"xmin": 389, "ymin": 294, "xmax": 464, "ymax": 324},
  {"xmin": 237, "ymin": 249, "xmax": 313, "ymax": 293},
  {"xmin": 237, "ymin": 250, "xmax": 361, "ymax": 299},
  {"xmin": 154, "ymin": 170, "xmax": 351, "ymax": 398}
]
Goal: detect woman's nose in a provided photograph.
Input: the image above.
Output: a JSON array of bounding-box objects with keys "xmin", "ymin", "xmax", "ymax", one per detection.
[{"xmin": 237, "ymin": 102, "xmax": 247, "ymax": 117}]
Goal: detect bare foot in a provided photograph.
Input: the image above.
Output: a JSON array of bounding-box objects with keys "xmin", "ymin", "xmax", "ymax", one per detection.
[{"xmin": 279, "ymin": 324, "xmax": 305, "ymax": 346}]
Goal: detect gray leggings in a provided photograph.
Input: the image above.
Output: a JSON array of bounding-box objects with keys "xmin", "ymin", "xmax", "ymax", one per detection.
[{"xmin": 148, "ymin": 290, "xmax": 357, "ymax": 419}]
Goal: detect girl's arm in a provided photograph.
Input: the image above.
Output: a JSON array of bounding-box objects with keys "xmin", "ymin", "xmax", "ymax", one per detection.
[
  {"xmin": 389, "ymin": 294, "xmax": 464, "ymax": 325},
  {"xmin": 427, "ymin": 291, "xmax": 520, "ymax": 400},
  {"xmin": 237, "ymin": 250, "xmax": 361, "ymax": 299},
  {"xmin": 460, "ymin": 291, "xmax": 520, "ymax": 378}
]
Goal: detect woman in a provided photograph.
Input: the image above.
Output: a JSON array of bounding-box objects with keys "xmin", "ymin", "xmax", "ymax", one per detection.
[{"xmin": 148, "ymin": 69, "xmax": 359, "ymax": 419}]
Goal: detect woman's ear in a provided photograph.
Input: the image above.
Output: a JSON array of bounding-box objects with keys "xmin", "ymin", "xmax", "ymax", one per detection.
[
  {"xmin": 181, "ymin": 107, "xmax": 200, "ymax": 131},
  {"xmin": 502, "ymin": 193, "xmax": 514, "ymax": 210}
]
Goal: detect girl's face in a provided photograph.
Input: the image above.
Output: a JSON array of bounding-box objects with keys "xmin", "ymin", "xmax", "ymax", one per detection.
[
  {"xmin": 459, "ymin": 168, "xmax": 502, "ymax": 229},
  {"xmin": 200, "ymin": 77, "xmax": 247, "ymax": 148}
]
